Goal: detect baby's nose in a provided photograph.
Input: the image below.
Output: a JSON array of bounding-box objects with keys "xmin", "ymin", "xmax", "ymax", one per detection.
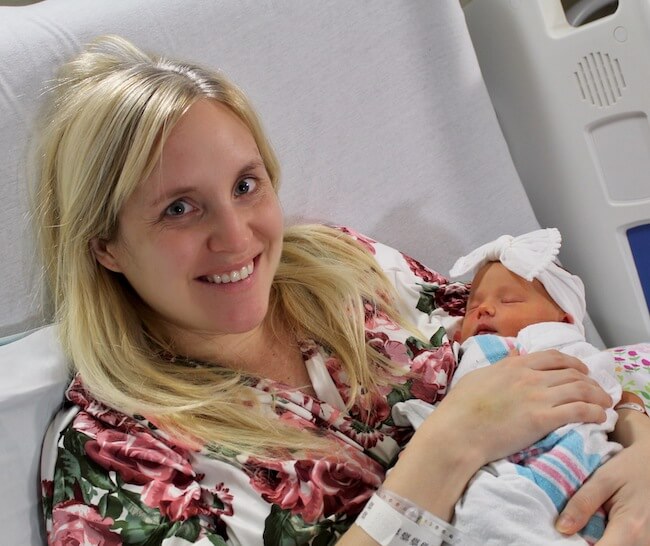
[{"xmin": 477, "ymin": 302, "xmax": 495, "ymax": 317}]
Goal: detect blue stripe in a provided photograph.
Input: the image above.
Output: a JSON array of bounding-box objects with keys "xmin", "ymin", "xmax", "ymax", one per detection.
[
  {"xmin": 581, "ymin": 512, "xmax": 605, "ymax": 543},
  {"xmin": 474, "ymin": 334, "xmax": 510, "ymax": 364}
]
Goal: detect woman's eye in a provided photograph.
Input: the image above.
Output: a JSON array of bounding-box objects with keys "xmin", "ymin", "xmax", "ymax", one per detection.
[
  {"xmin": 164, "ymin": 200, "xmax": 195, "ymax": 217},
  {"xmin": 234, "ymin": 177, "xmax": 257, "ymax": 196}
]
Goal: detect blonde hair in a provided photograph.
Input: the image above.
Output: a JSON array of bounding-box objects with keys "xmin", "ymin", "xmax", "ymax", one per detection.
[{"xmin": 35, "ymin": 36, "xmax": 413, "ymax": 455}]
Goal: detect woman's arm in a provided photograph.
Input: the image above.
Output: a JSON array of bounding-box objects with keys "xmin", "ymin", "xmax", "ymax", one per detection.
[
  {"xmin": 557, "ymin": 408, "xmax": 650, "ymax": 545},
  {"xmin": 339, "ymin": 349, "xmax": 612, "ymax": 545}
]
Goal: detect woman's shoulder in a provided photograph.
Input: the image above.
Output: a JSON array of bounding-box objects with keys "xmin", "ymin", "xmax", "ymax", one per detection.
[{"xmin": 41, "ymin": 376, "xmax": 235, "ymax": 544}]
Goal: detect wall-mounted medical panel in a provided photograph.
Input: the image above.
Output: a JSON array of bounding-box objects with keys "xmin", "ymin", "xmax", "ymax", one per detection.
[{"xmin": 464, "ymin": 0, "xmax": 650, "ymax": 346}]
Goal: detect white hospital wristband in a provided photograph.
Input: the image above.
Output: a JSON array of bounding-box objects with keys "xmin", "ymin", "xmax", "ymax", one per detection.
[
  {"xmin": 356, "ymin": 488, "xmax": 461, "ymax": 545},
  {"xmin": 615, "ymin": 402, "xmax": 648, "ymax": 416}
]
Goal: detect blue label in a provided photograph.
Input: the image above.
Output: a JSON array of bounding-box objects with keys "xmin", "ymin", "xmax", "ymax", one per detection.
[{"xmin": 628, "ymin": 224, "xmax": 650, "ymax": 313}]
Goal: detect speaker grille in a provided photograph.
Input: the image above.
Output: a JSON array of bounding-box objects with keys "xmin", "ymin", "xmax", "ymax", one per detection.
[{"xmin": 574, "ymin": 52, "xmax": 626, "ymax": 107}]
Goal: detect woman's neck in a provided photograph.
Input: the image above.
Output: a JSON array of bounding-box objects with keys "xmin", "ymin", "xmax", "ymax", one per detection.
[{"xmin": 162, "ymin": 314, "xmax": 315, "ymax": 393}]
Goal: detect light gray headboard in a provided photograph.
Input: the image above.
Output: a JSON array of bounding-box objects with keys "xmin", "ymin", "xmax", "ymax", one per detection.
[{"xmin": 0, "ymin": 0, "xmax": 540, "ymax": 339}]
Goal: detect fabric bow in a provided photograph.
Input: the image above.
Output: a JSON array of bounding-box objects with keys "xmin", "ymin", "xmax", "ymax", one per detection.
[{"xmin": 449, "ymin": 228, "xmax": 586, "ymax": 335}]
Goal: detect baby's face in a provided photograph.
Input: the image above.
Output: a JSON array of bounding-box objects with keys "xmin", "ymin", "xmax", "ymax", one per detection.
[{"xmin": 459, "ymin": 262, "xmax": 570, "ymax": 343}]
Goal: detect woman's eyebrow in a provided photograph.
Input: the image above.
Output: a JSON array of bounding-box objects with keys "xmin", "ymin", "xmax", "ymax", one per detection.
[{"xmin": 237, "ymin": 158, "xmax": 266, "ymax": 176}]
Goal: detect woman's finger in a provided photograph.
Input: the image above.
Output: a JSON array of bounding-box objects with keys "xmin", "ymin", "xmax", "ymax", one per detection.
[
  {"xmin": 545, "ymin": 379, "xmax": 613, "ymax": 409},
  {"xmin": 558, "ymin": 444, "xmax": 650, "ymax": 546},
  {"xmin": 556, "ymin": 467, "xmax": 610, "ymax": 536},
  {"xmin": 543, "ymin": 401, "xmax": 607, "ymax": 431},
  {"xmin": 504, "ymin": 350, "xmax": 589, "ymax": 374},
  {"xmin": 536, "ymin": 367, "xmax": 606, "ymax": 389}
]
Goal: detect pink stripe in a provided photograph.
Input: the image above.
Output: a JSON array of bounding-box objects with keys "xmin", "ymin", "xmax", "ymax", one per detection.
[
  {"xmin": 553, "ymin": 448, "xmax": 588, "ymax": 482},
  {"xmin": 529, "ymin": 459, "xmax": 574, "ymax": 495}
]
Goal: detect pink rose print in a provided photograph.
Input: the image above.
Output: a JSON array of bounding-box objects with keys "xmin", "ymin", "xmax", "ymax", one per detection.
[
  {"xmin": 401, "ymin": 253, "xmax": 447, "ymax": 284},
  {"xmin": 364, "ymin": 301, "xmax": 398, "ymax": 330},
  {"xmin": 49, "ymin": 501, "xmax": 121, "ymax": 546},
  {"xmin": 349, "ymin": 385, "xmax": 391, "ymax": 434},
  {"xmin": 278, "ymin": 407, "xmax": 319, "ymax": 430},
  {"xmin": 42, "ymin": 479, "xmax": 54, "ymax": 499},
  {"xmin": 366, "ymin": 330, "xmax": 411, "ymax": 369},
  {"xmin": 246, "ymin": 456, "xmax": 381, "ymax": 523},
  {"xmin": 336, "ymin": 226, "xmax": 377, "ymax": 254},
  {"xmin": 325, "ymin": 355, "xmax": 352, "ymax": 401},
  {"xmin": 142, "ymin": 481, "xmax": 233, "ymax": 521},
  {"xmin": 337, "ymin": 417, "xmax": 386, "ymax": 449},
  {"xmin": 141, "ymin": 479, "xmax": 203, "ymax": 521},
  {"xmin": 84, "ymin": 428, "xmax": 194, "ymax": 486},
  {"xmin": 409, "ymin": 344, "xmax": 456, "ymax": 403},
  {"xmin": 434, "ymin": 282, "xmax": 470, "ymax": 317},
  {"xmin": 67, "ymin": 375, "xmax": 149, "ymax": 436}
]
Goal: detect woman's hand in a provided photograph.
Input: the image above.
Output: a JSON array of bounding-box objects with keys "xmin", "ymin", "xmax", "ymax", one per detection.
[
  {"xmin": 377, "ymin": 350, "xmax": 612, "ymax": 526},
  {"xmin": 437, "ymin": 349, "xmax": 612, "ymax": 465},
  {"xmin": 556, "ymin": 409, "xmax": 650, "ymax": 545}
]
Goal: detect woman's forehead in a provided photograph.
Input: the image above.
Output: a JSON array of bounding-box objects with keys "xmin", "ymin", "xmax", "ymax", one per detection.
[{"xmin": 131, "ymin": 101, "xmax": 263, "ymax": 201}]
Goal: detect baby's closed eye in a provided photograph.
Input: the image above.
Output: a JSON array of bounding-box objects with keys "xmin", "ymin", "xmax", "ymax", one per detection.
[{"xmin": 501, "ymin": 296, "xmax": 525, "ymax": 304}]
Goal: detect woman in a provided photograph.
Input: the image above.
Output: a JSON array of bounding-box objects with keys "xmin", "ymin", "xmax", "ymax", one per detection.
[{"xmin": 37, "ymin": 36, "xmax": 650, "ymax": 545}]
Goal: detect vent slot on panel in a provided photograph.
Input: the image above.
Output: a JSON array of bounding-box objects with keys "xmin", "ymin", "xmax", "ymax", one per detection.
[{"xmin": 575, "ymin": 52, "xmax": 625, "ymax": 107}]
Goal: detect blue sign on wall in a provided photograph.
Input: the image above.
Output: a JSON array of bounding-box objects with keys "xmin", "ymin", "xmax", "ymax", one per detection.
[{"xmin": 628, "ymin": 224, "xmax": 650, "ymax": 313}]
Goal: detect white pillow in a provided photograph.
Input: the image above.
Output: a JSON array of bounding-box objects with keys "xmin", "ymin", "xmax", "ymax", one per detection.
[{"xmin": 0, "ymin": 325, "xmax": 70, "ymax": 545}]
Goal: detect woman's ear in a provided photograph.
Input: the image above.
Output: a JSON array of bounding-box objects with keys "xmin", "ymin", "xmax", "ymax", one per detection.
[{"xmin": 89, "ymin": 237, "xmax": 123, "ymax": 273}]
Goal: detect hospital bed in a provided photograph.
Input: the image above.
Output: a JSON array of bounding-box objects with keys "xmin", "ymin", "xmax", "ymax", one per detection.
[{"xmin": 0, "ymin": 1, "xmax": 641, "ymax": 543}]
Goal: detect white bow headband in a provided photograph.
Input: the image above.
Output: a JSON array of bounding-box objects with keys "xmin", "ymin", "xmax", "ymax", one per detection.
[{"xmin": 449, "ymin": 228, "xmax": 586, "ymax": 335}]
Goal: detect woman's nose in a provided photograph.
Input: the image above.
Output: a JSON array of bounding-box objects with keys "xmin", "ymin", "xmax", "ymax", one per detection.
[{"xmin": 206, "ymin": 206, "xmax": 251, "ymax": 254}]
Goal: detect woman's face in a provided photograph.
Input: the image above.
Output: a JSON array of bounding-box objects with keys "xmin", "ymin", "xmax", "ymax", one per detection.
[{"xmin": 93, "ymin": 100, "xmax": 284, "ymax": 345}]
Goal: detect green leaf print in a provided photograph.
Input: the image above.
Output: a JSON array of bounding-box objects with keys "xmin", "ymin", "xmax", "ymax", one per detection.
[
  {"xmin": 41, "ymin": 492, "xmax": 53, "ymax": 521},
  {"xmin": 116, "ymin": 488, "xmax": 161, "ymax": 524},
  {"xmin": 62, "ymin": 427, "xmax": 90, "ymax": 458},
  {"xmin": 205, "ymin": 443, "xmax": 246, "ymax": 470},
  {"xmin": 386, "ymin": 381, "xmax": 413, "ymax": 408},
  {"xmin": 430, "ymin": 327, "xmax": 446, "ymax": 348},
  {"xmin": 405, "ymin": 336, "xmax": 434, "ymax": 355},
  {"xmin": 415, "ymin": 283, "xmax": 441, "ymax": 315},
  {"xmin": 52, "ymin": 447, "xmax": 95, "ymax": 504},
  {"xmin": 263, "ymin": 504, "xmax": 344, "ymax": 546},
  {"xmin": 59, "ymin": 447, "xmax": 82, "ymax": 481},
  {"xmin": 416, "ymin": 292, "xmax": 435, "ymax": 315},
  {"xmin": 79, "ymin": 476, "xmax": 98, "ymax": 505},
  {"xmin": 207, "ymin": 534, "xmax": 229, "ymax": 546},
  {"xmin": 112, "ymin": 517, "xmax": 170, "ymax": 546},
  {"xmin": 170, "ymin": 518, "xmax": 201, "ymax": 541},
  {"xmin": 98, "ymin": 493, "xmax": 124, "ymax": 520},
  {"xmin": 82, "ymin": 458, "xmax": 117, "ymax": 491},
  {"xmin": 52, "ymin": 451, "xmax": 75, "ymax": 505}
]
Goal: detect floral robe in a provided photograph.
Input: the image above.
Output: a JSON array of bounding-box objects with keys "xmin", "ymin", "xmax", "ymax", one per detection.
[{"xmin": 40, "ymin": 229, "xmax": 650, "ymax": 545}]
